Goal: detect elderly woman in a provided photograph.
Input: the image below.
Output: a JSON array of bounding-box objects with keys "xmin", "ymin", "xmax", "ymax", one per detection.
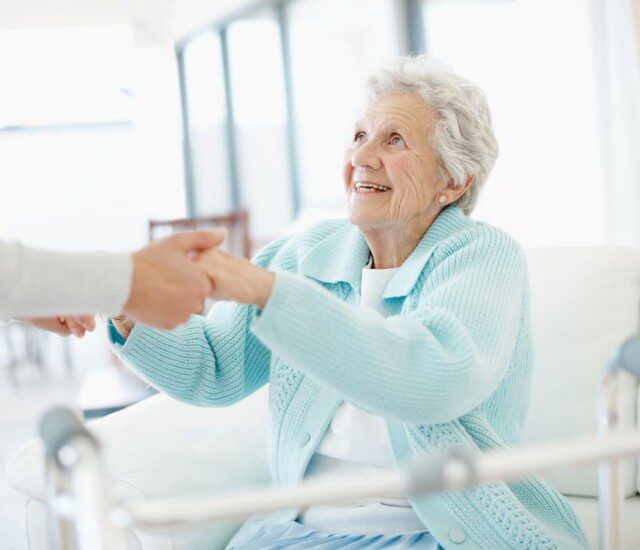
[{"xmin": 89, "ymin": 56, "xmax": 588, "ymax": 549}]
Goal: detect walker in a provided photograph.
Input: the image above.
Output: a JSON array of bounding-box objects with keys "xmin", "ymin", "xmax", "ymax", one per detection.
[{"xmin": 40, "ymin": 337, "xmax": 640, "ymax": 550}]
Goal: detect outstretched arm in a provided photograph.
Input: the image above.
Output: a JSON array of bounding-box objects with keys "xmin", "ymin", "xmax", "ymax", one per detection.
[{"xmin": 198, "ymin": 227, "xmax": 527, "ymax": 423}]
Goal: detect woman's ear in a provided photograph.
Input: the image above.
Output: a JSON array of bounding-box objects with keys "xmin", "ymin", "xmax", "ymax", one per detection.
[{"xmin": 446, "ymin": 175, "xmax": 474, "ymax": 201}]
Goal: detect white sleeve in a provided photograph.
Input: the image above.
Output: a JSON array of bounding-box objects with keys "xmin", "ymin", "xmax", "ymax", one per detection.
[{"xmin": 0, "ymin": 240, "xmax": 133, "ymax": 319}]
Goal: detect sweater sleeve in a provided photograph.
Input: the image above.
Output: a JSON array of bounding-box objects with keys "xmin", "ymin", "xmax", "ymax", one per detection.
[
  {"xmin": 0, "ymin": 240, "xmax": 132, "ymax": 319},
  {"xmin": 107, "ymin": 237, "xmax": 290, "ymax": 407},
  {"xmin": 109, "ymin": 301, "xmax": 270, "ymax": 407},
  {"xmin": 250, "ymin": 227, "xmax": 527, "ymax": 424}
]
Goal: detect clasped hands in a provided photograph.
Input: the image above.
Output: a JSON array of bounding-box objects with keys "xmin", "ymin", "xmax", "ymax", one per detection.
[
  {"xmin": 23, "ymin": 230, "xmax": 275, "ymax": 339},
  {"xmin": 110, "ymin": 246, "xmax": 275, "ymax": 339}
]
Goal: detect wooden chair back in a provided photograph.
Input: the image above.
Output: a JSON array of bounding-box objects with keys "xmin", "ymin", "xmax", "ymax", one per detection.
[{"xmin": 148, "ymin": 209, "xmax": 251, "ymax": 258}]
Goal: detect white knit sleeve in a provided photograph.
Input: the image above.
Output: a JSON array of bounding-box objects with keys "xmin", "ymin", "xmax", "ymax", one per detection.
[{"xmin": 0, "ymin": 240, "xmax": 132, "ymax": 319}]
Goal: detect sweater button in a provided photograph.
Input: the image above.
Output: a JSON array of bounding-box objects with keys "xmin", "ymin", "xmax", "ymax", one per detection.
[
  {"xmin": 300, "ymin": 433, "xmax": 311, "ymax": 447},
  {"xmin": 448, "ymin": 528, "xmax": 467, "ymax": 544}
]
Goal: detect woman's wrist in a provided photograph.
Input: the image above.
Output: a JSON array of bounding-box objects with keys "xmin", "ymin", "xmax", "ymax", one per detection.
[
  {"xmin": 254, "ymin": 269, "xmax": 276, "ymax": 309},
  {"xmin": 111, "ymin": 316, "xmax": 135, "ymax": 340}
]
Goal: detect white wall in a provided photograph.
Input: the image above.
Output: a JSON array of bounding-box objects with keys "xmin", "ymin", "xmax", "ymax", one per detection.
[
  {"xmin": 0, "ymin": 123, "xmax": 143, "ymax": 251},
  {"xmin": 635, "ymin": 0, "xmax": 640, "ymax": 62},
  {"xmin": 0, "ymin": 0, "xmax": 255, "ymax": 41}
]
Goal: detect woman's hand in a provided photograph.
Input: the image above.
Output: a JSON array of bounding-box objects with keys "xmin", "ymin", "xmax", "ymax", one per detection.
[
  {"xmin": 63, "ymin": 314, "xmax": 134, "ymax": 340},
  {"xmin": 196, "ymin": 249, "xmax": 275, "ymax": 308}
]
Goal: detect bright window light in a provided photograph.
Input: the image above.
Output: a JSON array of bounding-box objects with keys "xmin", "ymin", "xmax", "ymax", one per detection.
[
  {"xmin": 0, "ymin": 25, "xmax": 134, "ymax": 127},
  {"xmin": 183, "ymin": 32, "xmax": 233, "ymax": 215},
  {"xmin": 287, "ymin": 0, "xmax": 402, "ymax": 212},
  {"xmin": 423, "ymin": 0, "xmax": 607, "ymax": 247},
  {"xmin": 227, "ymin": 11, "xmax": 293, "ymax": 240}
]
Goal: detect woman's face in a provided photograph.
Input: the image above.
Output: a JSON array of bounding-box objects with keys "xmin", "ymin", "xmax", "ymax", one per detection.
[{"xmin": 344, "ymin": 93, "xmax": 443, "ymax": 232}]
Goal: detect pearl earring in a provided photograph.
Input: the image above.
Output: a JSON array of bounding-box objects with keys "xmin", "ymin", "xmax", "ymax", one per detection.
[{"xmin": 438, "ymin": 195, "xmax": 447, "ymax": 205}]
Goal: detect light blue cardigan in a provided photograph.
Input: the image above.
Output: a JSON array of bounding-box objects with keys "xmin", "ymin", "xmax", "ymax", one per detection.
[{"xmin": 109, "ymin": 206, "xmax": 588, "ymax": 549}]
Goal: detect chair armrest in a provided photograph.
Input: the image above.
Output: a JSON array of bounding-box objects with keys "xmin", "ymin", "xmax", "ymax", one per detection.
[{"xmin": 7, "ymin": 387, "xmax": 270, "ymax": 503}]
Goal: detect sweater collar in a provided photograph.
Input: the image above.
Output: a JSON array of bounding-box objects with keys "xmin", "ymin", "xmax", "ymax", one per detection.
[{"xmin": 299, "ymin": 206, "xmax": 472, "ymax": 298}]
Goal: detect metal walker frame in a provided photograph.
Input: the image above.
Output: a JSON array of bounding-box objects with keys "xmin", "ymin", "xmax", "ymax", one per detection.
[{"xmin": 41, "ymin": 337, "xmax": 640, "ymax": 550}]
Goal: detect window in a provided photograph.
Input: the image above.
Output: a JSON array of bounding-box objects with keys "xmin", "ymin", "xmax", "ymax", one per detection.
[
  {"xmin": 287, "ymin": 0, "xmax": 403, "ymax": 214},
  {"xmin": 0, "ymin": 26, "xmax": 141, "ymax": 252},
  {"xmin": 423, "ymin": 0, "xmax": 607, "ymax": 247},
  {"xmin": 227, "ymin": 10, "xmax": 293, "ymax": 241},
  {"xmin": 183, "ymin": 32, "xmax": 233, "ymax": 216}
]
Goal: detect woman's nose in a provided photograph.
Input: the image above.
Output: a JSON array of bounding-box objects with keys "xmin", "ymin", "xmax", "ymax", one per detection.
[{"xmin": 351, "ymin": 140, "xmax": 382, "ymax": 170}]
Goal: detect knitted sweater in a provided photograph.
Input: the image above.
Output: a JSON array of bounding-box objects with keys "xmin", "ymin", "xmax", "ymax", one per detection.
[{"xmin": 109, "ymin": 206, "xmax": 588, "ymax": 549}]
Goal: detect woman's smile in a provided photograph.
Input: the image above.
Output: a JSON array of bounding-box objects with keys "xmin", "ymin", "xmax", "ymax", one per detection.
[{"xmin": 352, "ymin": 181, "xmax": 392, "ymax": 194}]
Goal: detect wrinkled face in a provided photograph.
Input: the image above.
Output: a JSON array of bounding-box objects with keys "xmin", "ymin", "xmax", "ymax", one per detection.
[{"xmin": 344, "ymin": 93, "xmax": 443, "ymax": 232}]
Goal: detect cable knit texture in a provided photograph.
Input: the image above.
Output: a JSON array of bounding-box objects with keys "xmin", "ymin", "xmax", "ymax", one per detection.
[{"xmin": 109, "ymin": 206, "xmax": 588, "ymax": 550}]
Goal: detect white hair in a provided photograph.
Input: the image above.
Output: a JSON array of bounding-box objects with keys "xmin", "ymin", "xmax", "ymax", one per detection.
[{"xmin": 363, "ymin": 55, "xmax": 498, "ymax": 214}]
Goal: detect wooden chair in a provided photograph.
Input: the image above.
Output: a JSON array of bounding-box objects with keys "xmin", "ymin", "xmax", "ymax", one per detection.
[{"xmin": 148, "ymin": 209, "xmax": 252, "ymax": 258}]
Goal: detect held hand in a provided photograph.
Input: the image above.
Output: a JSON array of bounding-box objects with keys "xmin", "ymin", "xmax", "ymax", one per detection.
[
  {"xmin": 196, "ymin": 248, "xmax": 275, "ymax": 308},
  {"xmin": 123, "ymin": 229, "xmax": 227, "ymax": 329},
  {"xmin": 20, "ymin": 315, "xmax": 96, "ymax": 337},
  {"xmin": 19, "ymin": 317, "xmax": 71, "ymax": 336}
]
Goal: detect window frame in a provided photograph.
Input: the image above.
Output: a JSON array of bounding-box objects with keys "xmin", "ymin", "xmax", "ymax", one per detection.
[{"xmin": 175, "ymin": 0, "xmax": 424, "ymax": 219}]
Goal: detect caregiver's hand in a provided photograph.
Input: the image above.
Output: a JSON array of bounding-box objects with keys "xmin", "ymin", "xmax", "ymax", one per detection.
[
  {"xmin": 123, "ymin": 229, "xmax": 227, "ymax": 329},
  {"xmin": 196, "ymin": 248, "xmax": 275, "ymax": 309},
  {"xmin": 18, "ymin": 316, "xmax": 72, "ymax": 336},
  {"xmin": 19, "ymin": 315, "xmax": 95, "ymax": 337},
  {"xmin": 39, "ymin": 314, "xmax": 133, "ymax": 340}
]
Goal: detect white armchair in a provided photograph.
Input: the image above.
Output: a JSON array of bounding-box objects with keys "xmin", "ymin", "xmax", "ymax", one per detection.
[{"xmin": 7, "ymin": 246, "xmax": 640, "ymax": 549}]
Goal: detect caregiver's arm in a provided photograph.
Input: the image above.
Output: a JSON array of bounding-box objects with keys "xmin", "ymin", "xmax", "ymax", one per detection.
[
  {"xmin": 0, "ymin": 240, "xmax": 131, "ymax": 320},
  {"xmin": 202, "ymin": 225, "xmax": 527, "ymax": 424},
  {"xmin": 1, "ymin": 231, "xmax": 224, "ymax": 328}
]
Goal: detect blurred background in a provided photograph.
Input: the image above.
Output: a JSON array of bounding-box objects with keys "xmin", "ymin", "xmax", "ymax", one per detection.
[{"xmin": 1, "ymin": 0, "xmax": 639, "ymax": 546}]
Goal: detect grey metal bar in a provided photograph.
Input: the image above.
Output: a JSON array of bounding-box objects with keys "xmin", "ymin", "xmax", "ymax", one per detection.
[
  {"xmin": 117, "ymin": 431, "xmax": 640, "ymax": 530},
  {"xmin": 597, "ymin": 374, "xmax": 623, "ymax": 550},
  {"xmin": 176, "ymin": 48, "xmax": 197, "ymax": 217},
  {"xmin": 597, "ymin": 336, "xmax": 640, "ymax": 549},
  {"xmin": 41, "ymin": 407, "xmax": 128, "ymax": 550},
  {"xmin": 219, "ymin": 28, "xmax": 242, "ymax": 211},
  {"xmin": 275, "ymin": 0, "xmax": 302, "ymax": 217},
  {"xmin": 44, "ymin": 454, "xmax": 76, "ymax": 550},
  {"xmin": 404, "ymin": 0, "xmax": 426, "ymax": 55}
]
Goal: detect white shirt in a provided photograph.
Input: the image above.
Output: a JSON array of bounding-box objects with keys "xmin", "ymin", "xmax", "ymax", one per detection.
[
  {"xmin": 0, "ymin": 240, "xmax": 132, "ymax": 319},
  {"xmin": 299, "ymin": 260, "xmax": 427, "ymax": 535}
]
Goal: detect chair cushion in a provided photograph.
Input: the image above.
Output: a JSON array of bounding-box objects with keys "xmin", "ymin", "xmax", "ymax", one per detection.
[
  {"xmin": 7, "ymin": 386, "xmax": 271, "ymax": 550},
  {"xmin": 522, "ymin": 247, "xmax": 640, "ymax": 497}
]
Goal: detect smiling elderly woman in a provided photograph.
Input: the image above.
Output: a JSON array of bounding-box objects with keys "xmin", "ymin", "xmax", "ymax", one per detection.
[{"xmin": 107, "ymin": 56, "xmax": 588, "ymax": 549}]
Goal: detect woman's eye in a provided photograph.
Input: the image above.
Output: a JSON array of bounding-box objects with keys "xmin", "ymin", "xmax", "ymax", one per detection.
[
  {"xmin": 354, "ymin": 132, "xmax": 366, "ymax": 143},
  {"xmin": 390, "ymin": 135, "xmax": 404, "ymax": 146}
]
